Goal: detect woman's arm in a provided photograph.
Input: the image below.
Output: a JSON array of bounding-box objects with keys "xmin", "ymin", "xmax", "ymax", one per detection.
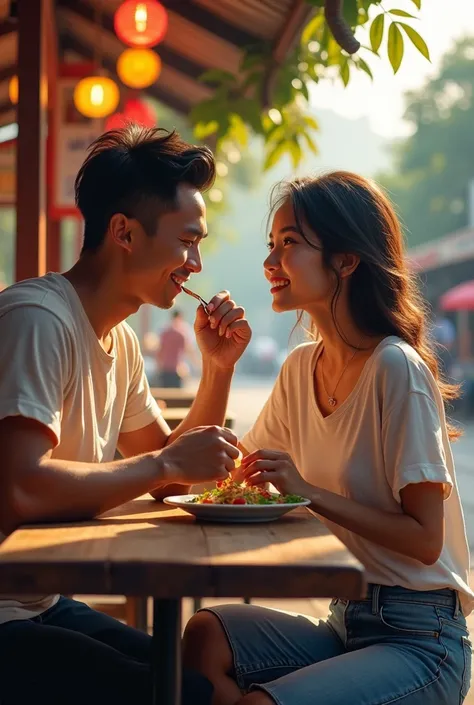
[
  {"xmin": 307, "ymin": 481, "xmax": 444, "ymax": 565},
  {"xmin": 241, "ymin": 450, "xmax": 445, "ymax": 565}
]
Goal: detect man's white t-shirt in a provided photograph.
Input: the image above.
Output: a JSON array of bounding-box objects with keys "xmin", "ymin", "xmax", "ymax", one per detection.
[
  {"xmin": 242, "ymin": 337, "xmax": 474, "ymax": 615},
  {"xmin": 0, "ymin": 273, "xmax": 162, "ymax": 624}
]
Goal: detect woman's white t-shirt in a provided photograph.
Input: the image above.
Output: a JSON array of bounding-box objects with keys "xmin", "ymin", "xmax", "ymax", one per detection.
[{"xmin": 242, "ymin": 336, "xmax": 474, "ymax": 615}]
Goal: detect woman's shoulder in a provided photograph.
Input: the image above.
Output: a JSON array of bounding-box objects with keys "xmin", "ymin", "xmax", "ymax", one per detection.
[{"xmin": 371, "ymin": 336, "xmax": 438, "ymax": 397}]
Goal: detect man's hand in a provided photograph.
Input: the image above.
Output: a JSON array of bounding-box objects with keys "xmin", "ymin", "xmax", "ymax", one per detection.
[
  {"xmin": 159, "ymin": 425, "xmax": 240, "ymax": 485},
  {"xmin": 194, "ymin": 291, "xmax": 251, "ymax": 369}
]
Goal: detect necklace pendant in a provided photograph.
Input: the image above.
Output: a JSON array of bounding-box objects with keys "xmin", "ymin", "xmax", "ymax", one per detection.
[{"xmin": 328, "ymin": 397, "xmax": 337, "ymax": 407}]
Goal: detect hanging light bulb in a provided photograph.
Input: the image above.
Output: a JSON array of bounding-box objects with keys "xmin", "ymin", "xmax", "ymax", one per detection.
[
  {"xmin": 117, "ymin": 48, "xmax": 161, "ymax": 89},
  {"xmin": 114, "ymin": 1, "xmax": 168, "ymax": 48},
  {"xmin": 73, "ymin": 76, "xmax": 120, "ymax": 119}
]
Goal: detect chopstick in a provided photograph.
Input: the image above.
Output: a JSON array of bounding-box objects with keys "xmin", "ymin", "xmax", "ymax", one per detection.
[{"xmin": 181, "ymin": 285, "xmax": 211, "ymax": 316}]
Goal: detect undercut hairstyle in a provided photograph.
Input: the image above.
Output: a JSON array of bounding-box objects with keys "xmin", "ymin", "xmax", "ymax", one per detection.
[{"xmin": 75, "ymin": 124, "xmax": 216, "ymax": 252}]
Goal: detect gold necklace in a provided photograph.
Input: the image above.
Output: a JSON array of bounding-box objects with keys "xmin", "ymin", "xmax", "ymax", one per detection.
[{"xmin": 320, "ymin": 345, "xmax": 360, "ymax": 407}]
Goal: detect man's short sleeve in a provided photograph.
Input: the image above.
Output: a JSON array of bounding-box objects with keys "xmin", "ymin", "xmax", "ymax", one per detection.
[
  {"xmin": 0, "ymin": 306, "xmax": 72, "ymax": 445},
  {"xmin": 120, "ymin": 324, "xmax": 162, "ymax": 434}
]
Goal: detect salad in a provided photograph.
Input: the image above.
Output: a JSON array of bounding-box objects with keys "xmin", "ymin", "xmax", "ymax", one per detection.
[{"xmin": 188, "ymin": 478, "xmax": 306, "ymax": 506}]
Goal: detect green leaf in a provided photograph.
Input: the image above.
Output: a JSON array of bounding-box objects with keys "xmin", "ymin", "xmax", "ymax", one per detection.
[
  {"xmin": 340, "ymin": 58, "xmax": 350, "ymax": 86},
  {"xmin": 288, "ymin": 139, "xmax": 303, "ymax": 169},
  {"xmin": 199, "ymin": 69, "xmax": 236, "ymax": 86},
  {"xmin": 357, "ymin": 57, "xmax": 374, "ymax": 79},
  {"xmin": 343, "ymin": 0, "xmax": 360, "ymax": 28},
  {"xmin": 369, "ymin": 13, "xmax": 385, "ymax": 54},
  {"xmin": 190, "ymin": 100, "xmax": 221, "ymax": 125},
  {"xmin": 303, "ymin": 132, "xmax": 318, "ymax": 155},
  {"xmin": 301, "ymin": 12, "xmax": 324, "ymax": 46},
  {"xmin": 410, "ymin": 0, "xmax": 421, "ymax": 7},
  {"xmin": 228, "ymin": 114, "xmax": 248, "ymax": 147},
  {"xmin": 263, "ymin": 140, "xmax": 288, "ymax": 171},
  {"xmin": 388, "ymin": 22, "xmax": 404, "ymax": 73},
  {"xmin": 193, "ymin": 121, "xmax": 219, "ymax": 140},
  {"xmin": 389, "ymin": 9, "xmax": 416, "ymax": 17},
  {"xmin": 304, "ymin": 115, "xmax": 319, "ymax": 130},
  {"xmin": 398, "ymin": 23, "xmax": 431, "ymax": 60}
]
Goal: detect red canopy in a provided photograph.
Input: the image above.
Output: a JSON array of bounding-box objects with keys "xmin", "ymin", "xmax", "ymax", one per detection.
[{"xmin": 439, "ymin": 280, "xmax": 474, "ymax": 311}]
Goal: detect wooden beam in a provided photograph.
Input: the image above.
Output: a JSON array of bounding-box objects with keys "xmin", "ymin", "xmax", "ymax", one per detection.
[
  {"xmin": 160, "ymin": 0, "xmax": 260, "ymax": 48},
  {"xmin": 0, "ymin": 18, "xmax": 17, "ymax": 38},
  {"xmin": 0, "ymin": 63, "xmax": 16, "ymax": 83},
  {"xmin": 15, "ymin": 0, "xmax": 48, "ymax": 281},
  {"xmin": 61, "ymin": 31, "xmax": 192, "ymax": 116},
  {"xmin": 273, "ymin": 0, "xmax": 315, "ymax": 63},
  {"xmin": 57, "ymin": 0, "xmax": 208, "ymax": 81},
  {"xmin": 46, "ymin": 0, "xmax": 60, "ymax": 272}
]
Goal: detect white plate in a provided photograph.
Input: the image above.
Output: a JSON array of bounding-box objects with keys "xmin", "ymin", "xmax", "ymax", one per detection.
[{"xmin": 163, "ymin": 495, "xmax": 311, "ymax": 523}]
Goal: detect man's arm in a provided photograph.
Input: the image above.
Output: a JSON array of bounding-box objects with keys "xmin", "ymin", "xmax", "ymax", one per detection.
[
  {"xmin": 0, "ymin": 416, "xmax": 237, "ymax": 535},
  {"xmin": 119, "ymin": 291, "xmax": 251, "ymax": 499},
  {"xmin": 118, "ymin": 361, "xmax": 234, "ymax": 499}
]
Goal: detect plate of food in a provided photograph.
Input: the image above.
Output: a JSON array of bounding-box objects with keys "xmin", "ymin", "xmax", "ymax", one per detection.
[{"xmin": 164, "ymin": 478, "xmax": 311, "ymax": 523}]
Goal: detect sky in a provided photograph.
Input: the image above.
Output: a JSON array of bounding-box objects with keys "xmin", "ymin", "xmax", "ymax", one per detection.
[{"xmin": 310, "ymin": 0, "xmax": 474, "ymax": 138}]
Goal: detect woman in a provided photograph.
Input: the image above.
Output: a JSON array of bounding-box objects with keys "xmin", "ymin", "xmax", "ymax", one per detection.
[{"xmin": 182, "ymin": 172, "xmax": 474, "ymax": 705}]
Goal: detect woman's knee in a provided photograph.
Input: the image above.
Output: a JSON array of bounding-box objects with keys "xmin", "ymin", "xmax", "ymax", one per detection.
[{"xmin": 183, "ymin": 610, "xmax": 233, "ymax": 672}]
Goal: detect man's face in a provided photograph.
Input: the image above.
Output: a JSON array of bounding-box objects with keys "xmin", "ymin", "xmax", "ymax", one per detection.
[{"xmin": 122, "ymin": 183, "xmax": 207, "ymax": 309}]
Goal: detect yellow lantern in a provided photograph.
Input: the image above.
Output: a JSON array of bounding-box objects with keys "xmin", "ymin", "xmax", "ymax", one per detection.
[
  {"xmin": 73, "ymin": 76, "xmax": 120, "ymax": 119},
  {"xmin": 9, "ymin": 75, "xmax": 18, "ymax": 104},
  {"xmin": 117, "ymin": 48, "xmax": 161, "ymax": 89}
]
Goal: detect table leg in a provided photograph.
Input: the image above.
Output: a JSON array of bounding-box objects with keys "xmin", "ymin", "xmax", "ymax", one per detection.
[{"xmin": 152, "ymin": 598, "xmax": 182, "ymax": 705}]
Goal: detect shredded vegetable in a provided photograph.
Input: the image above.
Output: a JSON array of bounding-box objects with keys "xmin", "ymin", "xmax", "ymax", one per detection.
[{"xmin": 188, "ymin": 478, "xmax": 305, "ymax": 505}]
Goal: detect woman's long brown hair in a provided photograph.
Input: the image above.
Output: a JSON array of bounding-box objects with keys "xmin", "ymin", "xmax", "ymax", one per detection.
[{"xmin": 271, "ymin": 171, "xmax": 461, "ymax": 440}]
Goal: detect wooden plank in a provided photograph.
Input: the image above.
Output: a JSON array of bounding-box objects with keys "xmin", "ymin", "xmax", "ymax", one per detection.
[
  {"xmin": 0, "ymin": 499, "xmax": 365, "ymax": 600},
  {"xmin": 162, "ymin": 407, "xmax": 236, "ymax": 430},
  {"xmin": 151, "ymin": 388, "xmax": 196, "ymax": 408}
]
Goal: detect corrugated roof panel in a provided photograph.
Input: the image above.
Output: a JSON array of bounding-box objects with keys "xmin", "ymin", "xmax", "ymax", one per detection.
[
  {"xmin": 165, "ymin": 11, "xmax": 241, "ymax": 74},
  {"xmin": 195, "ymin": 0, "xmax": 293, "ymax": 40}
]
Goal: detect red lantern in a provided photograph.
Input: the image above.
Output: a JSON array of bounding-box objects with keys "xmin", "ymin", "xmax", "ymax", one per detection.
[
  {"xmin": 105, "ymin": 97, "xmax": 157, "ymax": 131},
  {"xmin": 114, "ymin": 1, "xmax": 168, "ymax": 48}
]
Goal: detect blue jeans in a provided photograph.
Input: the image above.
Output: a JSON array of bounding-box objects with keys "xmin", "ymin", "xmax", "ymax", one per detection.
[
  {"xmin": 206, "ymin": 585, "xmax": 472, "ymax": 705},
  {"xmin": 0, "ymin": 596, "xmax": 212, "ymax": 705}
]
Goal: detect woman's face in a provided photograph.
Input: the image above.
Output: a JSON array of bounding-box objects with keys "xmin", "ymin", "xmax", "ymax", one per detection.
[{"xmin": 264, "ymin": 200, "xmax": 334, "ymax": 313}]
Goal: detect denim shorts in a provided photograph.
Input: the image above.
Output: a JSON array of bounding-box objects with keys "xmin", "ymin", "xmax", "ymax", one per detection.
[{"xmin": 205, "ymin": 585, "xmax": 472, "ymax": 705}]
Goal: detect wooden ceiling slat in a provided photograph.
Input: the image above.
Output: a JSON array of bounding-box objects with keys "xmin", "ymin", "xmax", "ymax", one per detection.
[{"xmin": 159, "ymin": 0, "xmax": 260, "ymax": 47}]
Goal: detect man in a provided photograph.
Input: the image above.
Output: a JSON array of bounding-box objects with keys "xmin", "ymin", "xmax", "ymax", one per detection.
[
  {"xmin": 0, "ymin": 126, "xmax": 251, "ymax": 704},
  {"xmin": 157, "ymin": 309, "xmax": 197, "ymax": 387}
]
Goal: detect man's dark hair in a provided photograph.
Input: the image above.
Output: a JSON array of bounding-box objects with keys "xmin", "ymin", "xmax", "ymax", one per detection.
[{"xmin": 75, "ymin": 124, "xmax": 216, "ymax": 252}]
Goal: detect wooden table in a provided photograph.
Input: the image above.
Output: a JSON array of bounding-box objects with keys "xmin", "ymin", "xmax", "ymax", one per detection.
[{"xmin": 0, "ymin": 498, "xmax": 366, "ymax": 705}]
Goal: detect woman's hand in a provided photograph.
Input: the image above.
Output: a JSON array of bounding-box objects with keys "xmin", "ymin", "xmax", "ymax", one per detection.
[{"xmin": 241, "ymin": 449, "xmax": 311, "ymax": 498}]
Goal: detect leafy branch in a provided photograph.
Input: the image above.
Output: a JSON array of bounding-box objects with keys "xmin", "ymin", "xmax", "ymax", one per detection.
[{"xmin": 190, "ymin": 0, "xmax": 430, "ymax": 172}]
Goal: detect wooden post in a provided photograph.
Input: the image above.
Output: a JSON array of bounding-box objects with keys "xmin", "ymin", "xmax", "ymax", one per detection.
[
  {"xmin": 46, "ymin": 0, "xmax": 60, "ymax": 273},
  {"xmin": 15, "ymin": 0, "xmax": 49, "ymax": 281}
]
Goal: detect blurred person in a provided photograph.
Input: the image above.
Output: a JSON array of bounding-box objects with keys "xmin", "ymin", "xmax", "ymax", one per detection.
[
  {"xmin": 184, "ymin": 172, "xmax": 473, "ymax": 705},
  {"xmin": 0, "ymin": 126, "xmax": 251, "ymax": 705},
  {"xmin": 432, "ymin": 310, "xmax": 456, "ymax": 377},
  {"xmin": 157, "ymin": 309, "xmax": 198, "ymax": 387}
]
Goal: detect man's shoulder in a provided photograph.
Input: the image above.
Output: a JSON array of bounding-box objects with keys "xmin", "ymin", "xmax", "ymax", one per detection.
[{"xmin": 0, "ymin": 274, "xmax": 75, "ymax": 331}]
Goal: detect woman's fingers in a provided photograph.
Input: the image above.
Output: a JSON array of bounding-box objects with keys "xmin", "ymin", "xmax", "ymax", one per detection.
[
  {"xmin": 242, "ymin": 449, "xmax": 287, "ymax": 466},
  {"xmin": 245, "ymin": 471, "xmax": 276, "ymax": 487},
  {"xmin": 241, "ymin": 458, "xmax": 279, "ymax": 479}
]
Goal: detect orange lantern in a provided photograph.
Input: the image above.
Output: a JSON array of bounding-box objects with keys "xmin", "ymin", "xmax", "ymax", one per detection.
[
  {"xmin": 9, "ymin": 75, "xmax": 18, "ymax": 104},
  {"xmin": 117, "ymin": 48, "xmax": 161, "ymax": 89},
  {"xmin": 114, "ymin": 1, "xmax": 168, "ymax": 48},
  {"xmin": 73, "ymin": 76, "xmax": 120, "ymax": 119}
]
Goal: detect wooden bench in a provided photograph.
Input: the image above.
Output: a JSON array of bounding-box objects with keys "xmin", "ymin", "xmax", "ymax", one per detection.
[
  {"xmin": 150, "ymin": 388, "xmax": 196, "ymax": 408},
  {"xmin": 162, "ymin": 407, "xmax": 236, "ymax": 430}
]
